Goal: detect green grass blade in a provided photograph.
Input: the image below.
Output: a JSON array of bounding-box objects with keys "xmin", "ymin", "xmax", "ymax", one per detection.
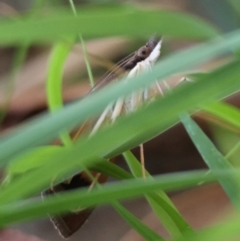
[
  {"xmin": 0, "ymin": 7, "xmax": 220, "ymax": 46},
  {"xmin": 113, "ymin": 202, "xmax": 165, "ymax": 241},
  {"xmin": 173, "ymin": 214, "xmax": 240, "ymax": 241},
  {"xmin": 68, "ymin": 0, "xmax": 94, "ymax": 87},
  {"xmin": 84, "ymin": 163, "xmax": 163, "ymax": 241},
  {"xmin": 211, "ymin": 124, "xmax": 240, "ymax": 167},
  {"xmin": 203, "ymin": 102, "xmax": 240, "ymax": 128},
  {"xmin": 6, "ymin": 146, "xmax": 62, "ymax": 177},
  {"xmin": 90, "ymin": 161, "xmax": 133, "ymax": 180},
  {"xmin": 0, "ymin": 42, "xmax": 30, "ymax": 124},
  {"xmin": 123, "ymin": 151, "xmax": 192, "ymax": 238},
  {"xmin": 0, "ymin": 169, "xmax": 219, "ymax": 226},
  {"xmin": 180, "ymin": 113, "xmax": 240, "ymax": 209},
  {"xmin": 146, "ymin": 193, "xmax": 192, "ymax": 237},
  {"xmin": 5, "ymin": 144, "xmax": 133, "ymax": 182}
]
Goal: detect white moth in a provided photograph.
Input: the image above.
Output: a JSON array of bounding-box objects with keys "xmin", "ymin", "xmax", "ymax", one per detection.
[{"xmin": 91, "ymin": 38, "xmax": 162, "ymax": 134}]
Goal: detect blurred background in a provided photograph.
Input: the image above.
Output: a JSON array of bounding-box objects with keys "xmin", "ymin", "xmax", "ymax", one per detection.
[{"xmin": 0, "ymin": 0, "xmax": 240, "ymax": 240}]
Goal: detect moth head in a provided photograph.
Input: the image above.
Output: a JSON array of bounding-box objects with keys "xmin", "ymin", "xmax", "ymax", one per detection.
[
  {"xmin": 147, "ymin": 36, "xmax": 161, "ymax": 50},
  {"xmin": 137, "ymin": 46, "xmax": 151, "ymax": 59},
  {"xmin": 137, "ymin": 36, "xmax": 162, "ymax": 59}
]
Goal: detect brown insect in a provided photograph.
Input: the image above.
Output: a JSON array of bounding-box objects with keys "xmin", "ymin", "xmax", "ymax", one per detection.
[{"xmin": 42, "ymin": 36, "xmax": 162, "ymax": 238}]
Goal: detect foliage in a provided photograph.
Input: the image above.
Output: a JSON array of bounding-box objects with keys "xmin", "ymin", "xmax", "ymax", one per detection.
[{"xmin": 0, "ymin": 1, "xmax": 240, "ymax": 240}]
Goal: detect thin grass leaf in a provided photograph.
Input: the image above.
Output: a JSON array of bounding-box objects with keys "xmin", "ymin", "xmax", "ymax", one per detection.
[
  {"xmin": 173, "ymin": 214, "xmax": 240, "ymax": 241},
  {"xmin": 123, "ymin": 151, "xmax": 192, "ymax": 238},
  {"xmin": 1, "ymin": 32, "xmax": 240, "ymax": 164},
  {"xmin": 0, "ymin": 0, "xmax": 45, "ymax": 123},
  {"xmin": 146, "ymin": 193, "xmax": 192, "ymax": 237},
  {"xmin": 180, "ymin": 113, "xmax": 240, "ymax": 209},
  {"xmin": 68, "ymin": 0, "xmax": 94, "ymax": 87},
  {"xmin": 211, "ymin": 125, "xmax": 240, "ymax": 167},
  {"xmin": 0, "ymin": 169, "xmax": 220, "ymax": 226},
  {"xmin": 0, "ymin": 7, "xmax": 220, "ymax": 46},
  {"xmin": 113, "ymin": 202, "xmax": 164, "ymax": 241},
  {"xmin": 90, "ymin": 161, "xmax": 133, "ymax": 180},
  {"xmin": 83, "ymin": 163, "xmax": 163, "ymax": 241},
  {"xmin": 0, "ymin": 42, "xmax": 29, "ymax": 124},
  {"xmin": 6, "ymin": 144, "xmax": 132, "ymax": 182},
  {"xmin": 6, "ymin": 146, "xmax": 61, "ymax": 177},
  {"xmin": 203, "ymin": 102, "xmax": 240, "ymax": 128},
  {"xmin": 0, "ymin": 0, "xmax": 47, "ymax": 123}
]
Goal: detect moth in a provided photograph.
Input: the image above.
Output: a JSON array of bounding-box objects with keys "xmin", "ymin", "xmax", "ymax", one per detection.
[{"xmin": 42, "ymin": 36, "xmax": 162, "ymax": 238}]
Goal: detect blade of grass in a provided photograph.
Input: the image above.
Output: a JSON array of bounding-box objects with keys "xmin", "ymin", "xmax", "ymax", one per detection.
[
  {"xmin": 0, "ymin": 0, "xmax": 45, "ymax": 124},
  {"xmin": 6, "ymin": 146, "xmax": 62, "ymax": 176},
  {"xmin": 113, "ymin": 202, "xmax": 165, "ymax": 241},
  {"xmin": 180, "ymin": 113, "xmax": 240, "ymax": 209},
  {"xmin": 89, "ymin": 161, "xmax": 133, "ymax": 180},
  {"xmin": 6, "ymin": 145, "xmax": 133, "ymax": 182},
  {"xmin": 0, "ymin": 7, "xmax": 220, "ymax": 46},
  {"xmin": 0, "ymin": 42, "xmax": 29, "ymax": 124},
  {"xmin": 68, "ymin": 0, "xmax": 94, "ymax": 87},
  {"xmin": 123, "ymin": 151, "xmax": 192, "ymax": 238},
  {"xmin": 0, "ymin": 169, "xmax": 220, "ymax": 226},
  {"xmin": 84, "ymin": 169, "xmax": 164, "ymax": 241},
  {"xmin": 203, "ymin": 102, "xmax": 240, "ymax": 129},
  {"xmin": 173, "ymin": 214, "xmax": 240, "ymax": 241},
  {"xmin": 210, "ymin": 125, "xmax": 240, "ymax": 167}
]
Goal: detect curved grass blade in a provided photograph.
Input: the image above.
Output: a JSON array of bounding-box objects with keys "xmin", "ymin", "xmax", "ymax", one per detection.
[{"xmin": 46, "ymin": 40, "xmax": 75, "ymax": 146}]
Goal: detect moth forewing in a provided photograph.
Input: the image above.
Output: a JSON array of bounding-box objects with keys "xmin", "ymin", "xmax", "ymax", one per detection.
[
  {"xmin": 92, "ymin": 37, "xmax": 162, "ymax": 132},
  {"xmin": 123, "ymin": 39, "xmax": 162, "ymax": 113}
]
